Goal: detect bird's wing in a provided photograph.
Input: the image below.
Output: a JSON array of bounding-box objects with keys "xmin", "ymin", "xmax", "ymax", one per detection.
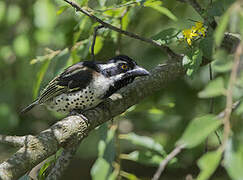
[{"xmin": 38, "ymin": 62, "xmax": 93, "ymax": 103}]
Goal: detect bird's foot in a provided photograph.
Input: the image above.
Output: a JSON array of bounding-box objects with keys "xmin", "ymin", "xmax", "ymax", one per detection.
[{"xmin": 69, "ymin": 109, "xmax": 90, "ymax": 127}]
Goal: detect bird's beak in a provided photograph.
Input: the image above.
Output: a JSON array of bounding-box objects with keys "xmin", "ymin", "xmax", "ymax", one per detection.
[{"xmin": 129, "ymin": 66, "xmax": 150, "ymax": 77}]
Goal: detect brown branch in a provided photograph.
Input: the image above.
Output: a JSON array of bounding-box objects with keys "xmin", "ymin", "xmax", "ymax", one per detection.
[
  {"xmin": 221, "ymin": 43, "xmax": 242, "ymax": 150},
  {"xmin": 46, "ymin": 143, "xmax": 80, "ymax": 180},
  {"xmin": 0, "ymin": 62, "xmax": 185, "ymax": 180},
  {"xmin": 152, "ymin": 144, "xmax": 185, "ymax": 180},
  {"xmin": 63, "ymin": 0, "xmax": 180, "ymax": 59}
]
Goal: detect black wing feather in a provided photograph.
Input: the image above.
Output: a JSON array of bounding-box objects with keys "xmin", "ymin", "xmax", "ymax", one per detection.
[{"xmin": 38, "ymin": 62, "xmax": 94, "ymax": 103}]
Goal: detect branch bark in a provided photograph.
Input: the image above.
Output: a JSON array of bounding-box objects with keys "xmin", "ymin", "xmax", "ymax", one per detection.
[{"xmin": 0, "ymin": 62, "xmax": 185, "ymax": 180}]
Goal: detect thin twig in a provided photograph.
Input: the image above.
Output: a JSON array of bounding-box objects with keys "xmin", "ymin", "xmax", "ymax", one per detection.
[
  {"xmin": 221, "ymin": 43, "xmax": 242, "ymax": 150},
  {"xmin": 205, "ymin": 64, "xmax": 221, "ymax": 152},
  {"xmin": 152, "ymin": 144, "xmax": 185, "ymax": 180},
  {"xmin": 63, "ymin": 0, "xmax": 180, "ymax": 59},
  {"xmin": 91, "ymin": 25, "xmax": 104, "ymax": 61}
]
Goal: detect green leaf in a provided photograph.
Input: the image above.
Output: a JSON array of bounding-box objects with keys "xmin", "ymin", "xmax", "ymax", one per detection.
[
  {"xmin": 151, "ymin": 28, "xmax": 179, "ymax": 45},
  {"xmin": 224, "ymin": 139, "xmax": 243, "ymax": 180},
  {"xmin": 56, "ymin": 5, "xmax": 69, "ymax": 15},
  {"xmin": 120, "ymin": 132, "xmax": 166, "ymax": 156},
  {"xmin": 6, "ymin": 4, "xmax": 21, "ymax": 25},
  {"xmin": 0, "ymin": 1, "xmax": 6, "ymax": 22},
  {"xmin": 214, "ymin": 10, "xmax": 230, "ymax": 46},
  {"xmin": 212, "ymin": 50, "xmax": 233, "ymax": 73},
  {"xmin": 91, "ymin": 124, "xmax": 116, "ymax": 180},
  {"xmin": 145, "ymin": 3, "xmax": 177, "ymax": 21},
  {"xmin": 183, "ymin": 48, "xmax": 203, "ymax": 77},
  {"xmin": 89, "ymin": 36, "xmax": 104, "ymax": 55},
  {"xmin": 198, "ymin": 77, "xmax": 226, "ymax": 98},
  {"xmin": 177, "ymin": 114, "xmax": 222, "ymax": 148},
  {"xmin": 120, "ymin": 171, "xmax": 139, "ymax": 180},
  {"xmin": 199, "ymin": 33, "xmax": 214, "ymax": 59},
  {"xmin": 196, "ymin": 150, "xmax": 222, "ymax": 180},
  {"xmin": 38, "ymin": 157, "xmax": 56, "ymax": 180},
  {"xmin": 122, "ymin": 11, "xmax": 130, "ymax": 30},
  {"xmin": 120, "ymin": 150, "xmax": 169, "ymax": 166},
  {"xmin": 91, "ymin": 158, "xmax": 111, "ymax": 180},
  {"xmin": 33, "ymin": 60, "xmax": 51, "ymax": 99},
  {"xmin": 13, "ymin": 34, "xmax": 30, "ymax": 57}
]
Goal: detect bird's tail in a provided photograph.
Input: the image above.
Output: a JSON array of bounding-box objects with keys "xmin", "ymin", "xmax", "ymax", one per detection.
[{"xmin": 20, "ymin": 100, "xmax": 39, "ymax": 114}]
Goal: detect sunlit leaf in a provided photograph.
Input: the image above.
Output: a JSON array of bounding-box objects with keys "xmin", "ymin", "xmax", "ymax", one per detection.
[
  {"xmin": 56, "ymin": 5, "xmax": 69, "ymax": 15},
  {"xmin": 89, "ymin": 36, "xmax": 104, "ymax": 55},
  {"xmin": 177, "ymin": 114, "xmax": 222, "ymax": 148},
  {"xmin": 183, "ymin": 48, "xmax": 203, "ymax": 77},
  {"xmin": 120, "ymin": 171, "xmax": 139, "ymax": 180},
  {"xmin": 120, "ymin": 132, "xmax": 166, "ymax": 156},
  {"xmin": 198, "ymin": 77, "xmax": 226, "ymax": 98},
  {"xmin": 91, "ymin": 158, "xmax": 111, "ymax": 180},
  {"xmin": 196, "ymin": 150, "xmax": 222, "ymax": 180},
  {"xmin": 33, "ymin": 60, "xmax": 51, "ymax": 99}
]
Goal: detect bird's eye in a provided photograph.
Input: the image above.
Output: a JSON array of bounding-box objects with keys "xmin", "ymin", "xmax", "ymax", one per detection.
[{"xmin": 121, "ymin": 64, "xmax": 128, "ymax": 70}]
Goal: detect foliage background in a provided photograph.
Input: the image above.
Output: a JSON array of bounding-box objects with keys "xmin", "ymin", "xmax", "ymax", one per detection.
[{"xmin": 0, "ymin": 0, "xmax": 242, "ymax": 179}]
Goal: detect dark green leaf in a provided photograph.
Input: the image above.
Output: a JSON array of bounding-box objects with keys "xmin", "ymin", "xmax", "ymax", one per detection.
[
  {"xmin": 151, "ymin": 28, "xmax": 179, "ymax": 45},
  {"xmin": 198, "ymin": 77, "xmax": 226, "ymax": 98},
  {"xmin": 212, "ymin": 50, "xmax": 233, "ymax": 73}
]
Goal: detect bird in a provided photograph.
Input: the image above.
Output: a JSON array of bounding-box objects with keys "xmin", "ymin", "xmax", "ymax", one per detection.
[{"xmin": 21, "ymin": 55, "xmax": 150, "ymax": 115}]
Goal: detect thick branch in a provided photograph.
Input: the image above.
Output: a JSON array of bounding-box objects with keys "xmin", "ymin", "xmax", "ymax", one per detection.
[
  {"xmin": 0, "ymin": 62, "xmax": 185, "ymax": 180},
  {"xmin": 0, "ymin": 135, "xmax": 32, "ymax": 147}
]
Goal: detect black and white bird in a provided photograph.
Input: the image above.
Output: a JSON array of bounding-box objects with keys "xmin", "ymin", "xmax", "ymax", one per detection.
[{"xmin": 21, "ymin": 55, "xmax": 150, "ymax": 114}]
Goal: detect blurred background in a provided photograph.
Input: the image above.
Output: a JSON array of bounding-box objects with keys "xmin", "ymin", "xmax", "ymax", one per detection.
[{"xmin": 0, "ymin": 0, "xmax": 237, "ymax": 179}]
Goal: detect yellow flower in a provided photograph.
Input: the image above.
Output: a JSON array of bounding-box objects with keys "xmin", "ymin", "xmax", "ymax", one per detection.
[
  {"xmin": 193, "ymin": 22, "xmax": 206, "ymax": 37},
  {"xmin": 182, "ymin": 29, "xmax": 198, "ymax": 45},
  {"xmin": 182, "ymin": 22, "xmax": 207, "ymax": 45}
]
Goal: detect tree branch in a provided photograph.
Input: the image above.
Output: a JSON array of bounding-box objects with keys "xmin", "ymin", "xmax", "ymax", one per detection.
[
  {"xmin": 63, "ymin": 0, "xmax": 180, "ymax": 59},
  {"xmin": 152, "ymin": 144, "xmax": 185, "ymax": 180},
  {"xmin": 221, "ymin": 43, "xmax": 242, "ymax": 150},
  {"xmin": 46, "ymin": 143, "xmax": 80, "ymax": 180},
  {"xmin": 0, "ymin": 62, "xmax": 185, "ymax": 180},
  {"xmin": 0, "ymin": 135, "xmax": 33, "ymax": 147}
]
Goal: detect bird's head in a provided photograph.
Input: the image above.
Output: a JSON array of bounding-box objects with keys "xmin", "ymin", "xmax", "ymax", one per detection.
[
  {"xmin": 98, "ymin": 55, "xmax": 150, "ymax": 98},
  {"xmin": 100, "ymin": 55, "xmax": 150, "ymax": 81}
]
